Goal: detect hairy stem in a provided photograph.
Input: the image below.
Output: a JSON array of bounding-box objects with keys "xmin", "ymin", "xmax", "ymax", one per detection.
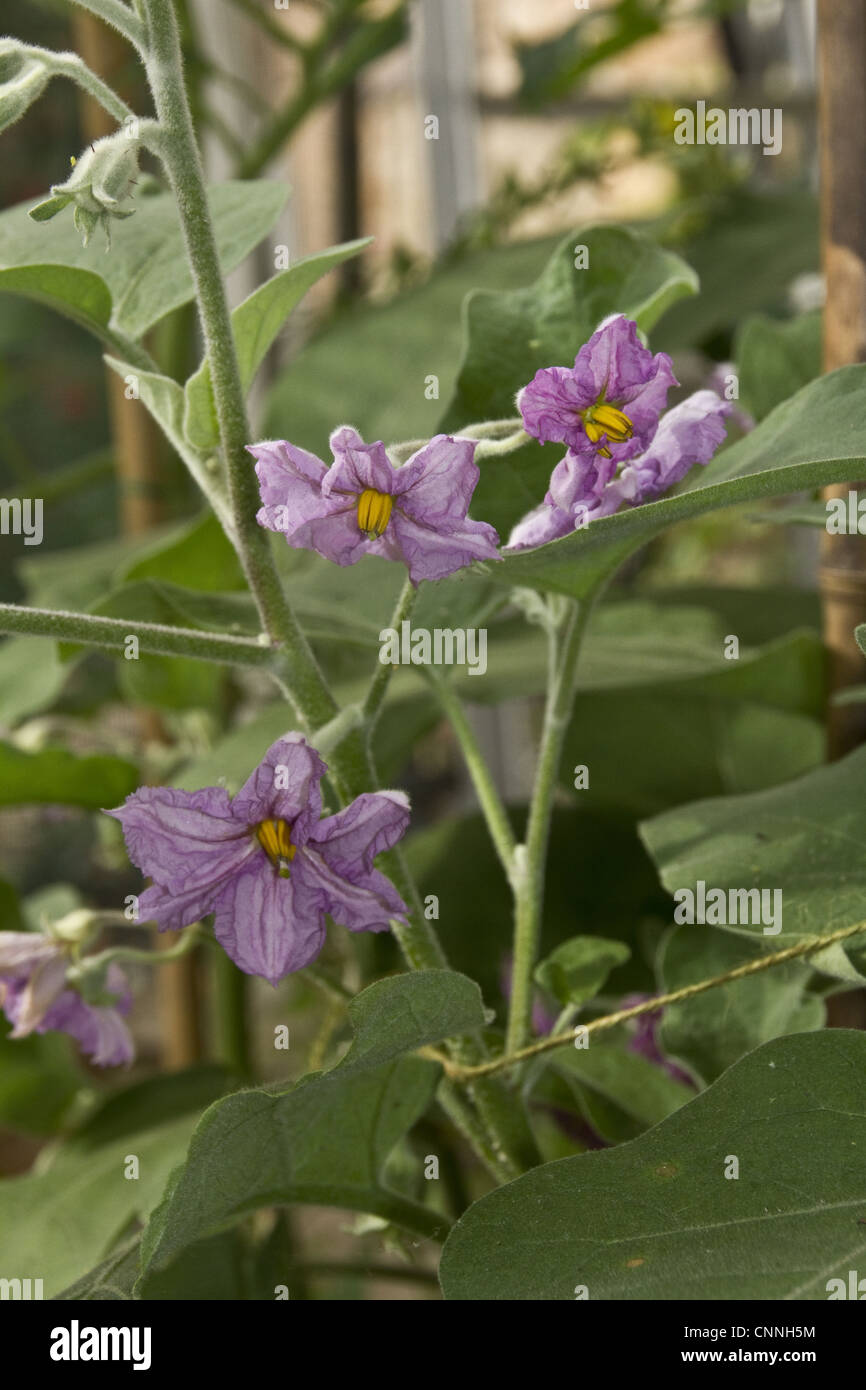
[
  {"xmin": 506, "ymin": 595, "xmax": 594, "ymax": 1055},
  {"xmin": 362, "ymin": 577, "xmax": 416, "ymax": 733},
  {"xmin": 429, "ymin": 917, "xmax": 866, "ymax": 1082},
  {"xmin": 429, "ymin": 674, "xmax": 517, "ymax": 883},
  {"xmin": 139, "ymin": 0, "xmax": 339, "ymax": 737},
  {"xmin": 0, "ymin": 603, "xmax": 278, "ymax": 666}
]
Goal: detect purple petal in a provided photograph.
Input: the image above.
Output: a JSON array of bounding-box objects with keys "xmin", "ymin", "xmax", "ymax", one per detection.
[
  {"xmin": 310, "ymin": 790, "xmax": 410, "ymax": 876},
  {"xmin": 231, "ymin": 734, "xmax": 327, "ymax": 844},
  {"xmin": 389, "ymin": 511, "xmax": 501, "ymax": 584},
  {"xmin": 517, "ymin": 366, "xmax": 592, "ymax": 448},
  {"xmin": 250, "ymin": 439, "xmax": 331, "ymax": 536},
  {"xmin": 618, "ymin": 390, "xmax": 730, "ymax": 502},
  {"xmin": 4, "ymin": 953, "xmax": 67, "ymax": 1035},
  {"xmin": 287, "ymin": 501, "xmax": 371, "ymax": 567},
  {"xmin": 106, "ymin": 785, "xmax": 255, "ymax": 898},
  {"xmin": 393, "ymin": 435, "xmax": 481, "ymax": 523},
  {"xmin": 505, "ymin": 503, "xmax": 573, "ymax": 552},
  {"xmin": 324, "ymin": 427, "xmax": 394, "ymax": 497},
  {"xmin": 212, "ymin": 859, "xmax": 327, "ymax": 985},
  {"xmin": 137, "ymin": 878, "xmax": 223, "ymax": 933},
  {"xmin": 0, "ymin": 931, "xmax": 62, "ymax": 976},
  {"xmin": 302, "ymin": 850, "xmax": 407, "ymax": 934}
]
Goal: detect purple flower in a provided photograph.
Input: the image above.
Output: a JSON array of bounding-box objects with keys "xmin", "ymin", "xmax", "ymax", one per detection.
[
  {"xmin": 517, "ymin": 315, "xmax": 678, "ymax": 461},
  {"xmin": 0, "ymin": 933, "xmax": 133, "ymax": 1067},
  {"xmin": 250, "ymin": 427, "xmax": 501, "ymax": 586},
  {"xmin": 507, "ymin": 390, "xmax": 731, "ymax": 550},
  {"xmin": 107, "ymin": 735, "xmax": 410, "ymax": 986}
]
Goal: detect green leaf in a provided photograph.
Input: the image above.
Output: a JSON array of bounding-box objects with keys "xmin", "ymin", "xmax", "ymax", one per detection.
[
  {"xmin": 104, "ymin": 357, "xmax": 199, "ymax": 470},
  {"xmin": 497, "ymin": 364, "xmax": 866, "ymax": 599},
  {"xmin": 336, "ymin": 969, "xmax": 488, "ymax": 1075},
  {"xmin": 139, "ymin": 1060, "xmax": 440, "ymax": 1283},
  {"xmin": 121, "ymin": 511, "xmax": 245, "ymax": 592},
  {"xmin": 139, "ymin": 970, "xmax": 486, "ymax": 1282},
  {"xmin": 652, "ymin": 188, "xmax": 818, "ymax": 355},
  {"xmin": 546, "ymin": 1035, "xmax": 694, "ymax": 1142},
  {"xmin": 0, "ymin": 181, "xmax": 287, "ymax": 342},
  {"xmin": 0, "ymin": 741, "xmax": 139, "ymax": 809},
  {"xmin": 0, "ymin": 636, "xmax": 66, "ymax": 726},
  {"xmin": 658, "ymin": 927, "xmax": 824, "ymax": 1085},
  {"xmin": 441, "ymin": 224, "xmax": 697, "ymax": 430},
  {"xmin": 440, "ymin": 1030, "xmax": 866, "ymax": 1300},
  {"xmin": 640, "ymin": 742, "xmax": 866, "ymax": 974},
  {"xmin": 184, "ymin": 239, "xmax": 371, "ymax": 450},
  {"xmin": 0, "ymin": 1111, "xmax": 204, "ymax": 1297},
  {"xmin": 535, "ymin": 936, "xmax": 631, "ymax": 1007},
  {"xmin": 735, "ymin": 311, "xmax": 821, "ymax": 423}
]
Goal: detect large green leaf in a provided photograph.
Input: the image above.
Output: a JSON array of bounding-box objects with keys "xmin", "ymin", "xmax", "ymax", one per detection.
[
  {"xmin": 440, "ymin": 1030, "xmax": 866, "ymax": 1300},
  {"xmin": 0, "ymin": 181, "xmax": 287, "ymax": 342},
  {"xmin": 0, "ymin": 741, "xmax": 139, "ymax": 808},
  {"xmin": 139, "ymin": 971, "xmax": 486, "ymax": 1282},
  {"xmin": 496, "ymin": 365, "xmax": 866, "ymax": 598},
  {"xmin": 640, "ymin": 741, "xmax": 866, "ymax": 973},
  {"xmin": 184, "ymin": 238, "xmax": 371, "ymax": 449}
]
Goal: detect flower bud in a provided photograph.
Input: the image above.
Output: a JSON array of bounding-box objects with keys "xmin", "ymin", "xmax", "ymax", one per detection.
[
  {"xmin": 48, "ymin": 908, "xmax": 102, "ymax": 945},
  {"xmin": 29, "ymin": 127, "xmax": 140, "ymax": 246}
]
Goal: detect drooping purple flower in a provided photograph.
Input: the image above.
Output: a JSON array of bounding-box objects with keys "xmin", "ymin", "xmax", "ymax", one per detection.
[
  {"xmin": 517, "ymin": 315, "xmax": 678, "ymax": 460},
  {"xmin": 250, "ymin": 428, "xmax": 501, "ymax": 586},
  {"xmin": 507, "ymin": 389, "xmax": 731, "ymax": 550},
  {"xmin": 107, "ymin": 735, "xmax": 410, "ymax": 986},
  {"xmin": 0, "ymin": 932, "xmax": 133, "ymax": 1067}
]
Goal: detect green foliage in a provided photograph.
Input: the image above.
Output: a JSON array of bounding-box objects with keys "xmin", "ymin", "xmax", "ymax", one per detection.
[
  {"xmin": 659, "ymin": 927, "xmax": 824, "ymax": 1085},
  {"xmin": 736, "ymin": 311, "xmax": 822, "ymax": 423},
  {"xmin": 0, "ymin": 740, "xmax": 139, "ymax": 808},
  {"xmin": 534, "ymin": 937, "xmax": 631, "ymax": 1007},
  {"xmin": 440, "ymin": 1031, "xmax": 866, "ymax": 1299},
  {"xmin": 0, "ymin": 181, "xmax": 286, "ymax": 342},
  {"xmin": 184, "ymin": 239, "xmax": 372, "ymax": 449},
  {"xmin": 640, "ymin": 742, "xmax": 866, "ymax": 976},
  {"xmin": 138, "ymin": 971, "xmax": 487, "ymax": 1283}
]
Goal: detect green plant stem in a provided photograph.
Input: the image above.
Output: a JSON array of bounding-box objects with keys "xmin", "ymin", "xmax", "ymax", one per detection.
[
  {"xmin": 66, "ymin": 0, "xmax": 146, "ymax": 50},
  {"xmin": 428, "ymin": 674, "xmax": 517, "ymax": 883},
  {"xmin": 362, "ymin": 577, "xmax": 416, "ymax": 733},
  {"xmin": 213, "ymin": 949, "xmax": 251, "ymax": 1080},
  {"xmin": 140, "ymin": 0, "xmax": 339, "ymax": 739},
  {"xmin": 29, "ymin": 45, "xmax": 136, "ymax": 124},
  {"xmin": 506, "ymin": 595, "xmax": 595, "ymax": 1056},
  {"xmin": 0, "ymin": 603, "xmax": 277, "ymax": 667}
]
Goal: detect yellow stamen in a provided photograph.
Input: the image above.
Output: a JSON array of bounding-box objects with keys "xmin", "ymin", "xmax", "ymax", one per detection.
[
  {"xmin": 357, "ymin": 488, "xmax": 393, "ymax": 539},
  {"xmin": 255, "ymin": 819, "xmax": 296, "ymax": 879},
  {"xmin": 582, "ymin": 402, "xmax": 634, "ymax": 457}
]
